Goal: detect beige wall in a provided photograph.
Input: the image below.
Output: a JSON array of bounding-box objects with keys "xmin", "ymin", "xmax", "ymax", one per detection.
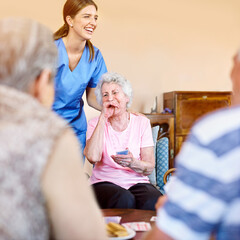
[{"xmin": 1, "ymin": 0, "xmax": 240, "ymax": 120}]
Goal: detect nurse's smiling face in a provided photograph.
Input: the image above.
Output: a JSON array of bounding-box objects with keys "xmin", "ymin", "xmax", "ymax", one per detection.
[{"xmin": 67, "ymin": 5, "xmax": 98, "ymax": 41}]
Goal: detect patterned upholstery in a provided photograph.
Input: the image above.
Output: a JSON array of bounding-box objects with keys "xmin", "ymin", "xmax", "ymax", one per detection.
[
  {"xmin": 148, "ymin": 125, "xmax": 160, "ymax": 186},
  {"xmin": 156, "ymin": 137, "xmax": 169, "ymax": 193},
  {"xmin": 148, "ymin": 125, "xmax": 169, "ymax": 194}
]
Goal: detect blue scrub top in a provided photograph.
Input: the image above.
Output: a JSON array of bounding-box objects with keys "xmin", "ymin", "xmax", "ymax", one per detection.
[{"xmin": 53, "ymin": 38, "xmax": 107, "ymax": 151}]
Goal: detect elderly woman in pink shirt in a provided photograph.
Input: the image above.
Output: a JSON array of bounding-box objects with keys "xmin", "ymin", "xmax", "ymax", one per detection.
[{"xmin": 84, "ymin": 72, "xmax": 162, "ymax": 210}]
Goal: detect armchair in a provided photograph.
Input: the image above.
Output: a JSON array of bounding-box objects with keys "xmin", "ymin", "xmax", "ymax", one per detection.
[{"xmin": 147, "ymin": 116, "xmax": 176, "ymax": 194}]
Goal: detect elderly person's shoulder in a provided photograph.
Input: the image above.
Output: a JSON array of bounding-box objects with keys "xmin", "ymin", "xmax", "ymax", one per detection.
[
  {"xmin": 129, "ymin": 113, "xmax": 152, "ymax": 133},
  {"xmin": 130, "ymin": 112, "xmax": 151, "ymax": 124}
]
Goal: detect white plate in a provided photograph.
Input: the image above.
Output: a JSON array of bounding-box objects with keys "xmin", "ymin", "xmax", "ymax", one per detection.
[{"xmin": 109, "ymin": 227, "xmax": 136, "ymax": 240}]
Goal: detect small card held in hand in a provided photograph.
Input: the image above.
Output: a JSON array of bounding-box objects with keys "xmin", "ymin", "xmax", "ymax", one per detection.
[{"xmin": 116, "ymin": 150, "xmax": 129, "ymax": 155}]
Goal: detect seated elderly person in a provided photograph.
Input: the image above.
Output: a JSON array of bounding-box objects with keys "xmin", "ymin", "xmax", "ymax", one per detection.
[{"xmin": 84, "ymin": 72, "xmax": 162, "ymax": 210}]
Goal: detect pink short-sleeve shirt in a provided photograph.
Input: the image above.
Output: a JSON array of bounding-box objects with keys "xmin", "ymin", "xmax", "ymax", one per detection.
[{"xmin": 86, "ymin": 113, "xmax": 154, "ymax": 189}]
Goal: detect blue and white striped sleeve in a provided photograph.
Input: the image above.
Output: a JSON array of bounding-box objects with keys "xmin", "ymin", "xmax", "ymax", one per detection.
[{"xmin": 156, "ymin": 127, "xmax": 238, "ymax": 240}]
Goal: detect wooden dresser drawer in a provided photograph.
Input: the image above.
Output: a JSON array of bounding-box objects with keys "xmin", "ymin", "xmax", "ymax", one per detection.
[{"xmin": 163, "ymin": 91, "xmax": 232, "ymax": 155}]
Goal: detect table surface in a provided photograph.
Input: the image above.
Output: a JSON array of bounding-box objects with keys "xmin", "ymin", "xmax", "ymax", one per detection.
[
  {"xmin": 102, "ymin": 209, "xmax": 156, "ymax": 240},
  {"xmin": 102, "ymin": 209, "xmax": 216, "ymax": 240}
]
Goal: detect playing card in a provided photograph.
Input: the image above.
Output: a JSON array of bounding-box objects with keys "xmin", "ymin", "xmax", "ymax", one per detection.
[
  {"xmin": 122, "ymin": 222, "xmax": 151, "ymax": 231},
  {"xmin": 150, "ymin": 216, "xmax": 157, "ymax": 221}
]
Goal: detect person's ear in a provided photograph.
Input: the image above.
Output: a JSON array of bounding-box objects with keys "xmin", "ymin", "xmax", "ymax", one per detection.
[
  {"xmin": 31, "ymin": 69, "xmax": 54, "ymax": 107},
  {"xmin": 66, "ymin": 16, "xmax": 73, "ymax": 28}
]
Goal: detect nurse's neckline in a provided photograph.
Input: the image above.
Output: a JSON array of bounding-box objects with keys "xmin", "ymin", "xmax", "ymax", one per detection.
[{"xmin": 61, "ymin": 37, "xmax": 85, "ymax": 72}]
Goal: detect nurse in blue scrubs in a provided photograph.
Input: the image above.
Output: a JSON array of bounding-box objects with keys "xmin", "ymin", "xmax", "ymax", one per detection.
[{"xmin": 53, "ymin": 0, "xmax": 107, "ymax": 154}]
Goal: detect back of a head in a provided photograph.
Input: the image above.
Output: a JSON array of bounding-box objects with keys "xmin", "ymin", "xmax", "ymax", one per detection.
[{"xmin": 0, "ymin": 18, "xmax": 58, "ymax": 92}]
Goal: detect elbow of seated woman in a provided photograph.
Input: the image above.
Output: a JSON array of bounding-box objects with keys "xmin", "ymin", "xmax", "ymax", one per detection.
[
  {"xmin": 87, "ymin": 157, "xmax": 101, "ymax": 164},
  {"xmin": 84, "ymin": 149, "xmax": 101, "ymax": 164}
]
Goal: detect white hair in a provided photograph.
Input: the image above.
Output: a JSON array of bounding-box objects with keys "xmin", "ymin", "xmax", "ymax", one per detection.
[
  {"xmin": 95, "ymin": 72, "xmax": 133, "ymax": 108},
  {"xmin": 0, "ymin": 17, "xmax": 58, "ymax": 92}
]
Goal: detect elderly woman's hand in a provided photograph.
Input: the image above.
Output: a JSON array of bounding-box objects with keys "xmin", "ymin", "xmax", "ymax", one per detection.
[
  {"xmin": 111, "ymin": 150, "xmax": 134, "ymax": 168},
  {"xmin": 102, "ymin": 101, "xmax": 119, "ymax": 119}
]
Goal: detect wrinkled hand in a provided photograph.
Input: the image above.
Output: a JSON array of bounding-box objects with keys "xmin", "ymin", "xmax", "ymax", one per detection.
[
  {"xmin": 102, "ymin": 101, "xmax": 119, "ymax": 119},
  {"xmin": 111, "ymin": 149, "xmax": 134, "ymax": 168}
]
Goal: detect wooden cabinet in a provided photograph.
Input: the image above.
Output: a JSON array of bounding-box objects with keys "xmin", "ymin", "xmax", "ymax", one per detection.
[
  {"xmin": 163, "ymin": 91, "xmax": 232, "ymax": 155},
  {"xmin": 144, "ymin": 113, "xmax": 175, "ymax": 168}
]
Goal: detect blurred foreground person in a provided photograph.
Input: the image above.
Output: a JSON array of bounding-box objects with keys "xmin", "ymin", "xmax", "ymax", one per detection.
[
  {"xmin": 143, "ymin": 52, "xmax": 240, "ymax": 240},
  {"xmin": 0, "ymin": 18, "xmax": 107, "ymax": 240}
]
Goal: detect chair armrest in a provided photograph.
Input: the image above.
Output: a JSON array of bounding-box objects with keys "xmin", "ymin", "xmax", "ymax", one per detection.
[{"xmin": 163, "ymin": 168, "xmax": 176, "ymax": 184}]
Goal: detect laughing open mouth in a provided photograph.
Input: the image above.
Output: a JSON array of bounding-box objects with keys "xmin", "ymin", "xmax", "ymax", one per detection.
[{"xmin": 85, "ymin": 27, "xmax": 94, "ymax": 33}]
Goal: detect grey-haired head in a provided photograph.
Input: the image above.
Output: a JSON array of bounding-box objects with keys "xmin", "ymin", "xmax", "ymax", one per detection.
[
  {"xmin": 95, "ymin": 72, "xmax": 133, "ymax": 108},
  {"xmin": 0, "ymin": 17, "xmax": 57, "ymax": 92}
]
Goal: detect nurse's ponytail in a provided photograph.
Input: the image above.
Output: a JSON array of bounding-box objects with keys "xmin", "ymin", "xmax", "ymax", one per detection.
[
  {"xmin": 87, "ymin": 40, "xmax": 95, "ymax": 62},
  {"xmin": 54, "ymin": 23, "xmax": 69, "ymax": 40}
]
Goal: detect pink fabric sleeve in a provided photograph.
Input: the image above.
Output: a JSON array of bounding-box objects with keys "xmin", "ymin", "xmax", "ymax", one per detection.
[
  {"xmin": 140, "ymin": 117, "xmax": 154, "ymax": 148},
  {"xmin": 86, "ymin": 117, "xmax": 99, "ymax": 141}
]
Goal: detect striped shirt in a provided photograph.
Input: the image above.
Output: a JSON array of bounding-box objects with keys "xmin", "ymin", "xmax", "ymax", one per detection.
[{"xmin": 157, "ymin": 106, "xmax": 240, "ymax": 240}]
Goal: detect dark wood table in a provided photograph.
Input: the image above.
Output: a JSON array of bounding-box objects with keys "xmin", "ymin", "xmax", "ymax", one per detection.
[{"xmin": 102, "ymin": 209, "xmax": 156, "ymax": 240}]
